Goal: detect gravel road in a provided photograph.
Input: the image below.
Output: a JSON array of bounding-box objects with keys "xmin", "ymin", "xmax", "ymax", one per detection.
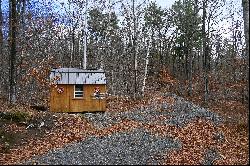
[
  {"xmin": 21, "ymin": 93, "xmax": 223, "ymax": 165},
  {"xmin": 23, "ymin": 128, "xmax": 181, "ymax": 165}
]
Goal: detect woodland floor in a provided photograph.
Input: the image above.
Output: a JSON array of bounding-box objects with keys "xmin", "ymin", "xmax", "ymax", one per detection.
[{"xmin": 0, "ymin": 79, "xmax": 249, "ymax": 165}]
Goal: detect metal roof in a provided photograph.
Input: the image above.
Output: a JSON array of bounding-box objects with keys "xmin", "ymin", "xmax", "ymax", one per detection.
[{"xmin": 50, "ymin": 68, "xmax": 106, "ymax": 84}]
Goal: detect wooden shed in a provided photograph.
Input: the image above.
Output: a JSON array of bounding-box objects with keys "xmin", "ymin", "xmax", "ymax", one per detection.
[{"xmin": 49, "ymin": 68, "xmax": 107, "ymax": 112}]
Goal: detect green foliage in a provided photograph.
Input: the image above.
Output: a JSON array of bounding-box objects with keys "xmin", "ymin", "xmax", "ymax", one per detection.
[
  {"xmin": 144, "ymin": 1, "xmax": 165, "ymax": 29},
  {"xmin": 88, "ymin": 8, "xmax": 119, "ymax": 39},
  {"xmin": 170, "ymin": 0, "xmax": 203, "ymax": 57},
  {"xmin": 0, "ymin": 111, "xmax": 30, "ymax": 123}
]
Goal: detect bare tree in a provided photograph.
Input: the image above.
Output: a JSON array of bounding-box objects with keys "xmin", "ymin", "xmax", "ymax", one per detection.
[
  {"xmin": 9, "ymin": 0, "xmax": 17, "ymax": 103},
  {"xmin": 132, "ymin": 0, "xmax": 137, "ymax": 99},
  {"xmin": 242, "ymin": 0, "xmax": 249, "ymax": 105},
  {"xmin": 0, "ymin": 0, "xmax": 3, "ymax": 52},
  {"xmin": 202, "ymin": 0, "xmax": 209, "ymax": 103}
]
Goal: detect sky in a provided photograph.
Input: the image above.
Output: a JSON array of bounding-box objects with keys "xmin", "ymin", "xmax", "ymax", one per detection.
[
  {"xmin": 1, "ymin": 0, "xmax": 244, "ymax": 40},
  {"xmin": 153, "ymin": 0, "xmax": 177, "ymax": 8}
]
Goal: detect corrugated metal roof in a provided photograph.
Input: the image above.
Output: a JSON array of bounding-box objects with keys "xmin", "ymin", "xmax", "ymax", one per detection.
[
  {"xmin": 50, "ymin": 68, "xmax": 106, "ymax": 84},
  {"xmin": 51, "ymin": 68, "xmax": 105, "ymax": 73}
]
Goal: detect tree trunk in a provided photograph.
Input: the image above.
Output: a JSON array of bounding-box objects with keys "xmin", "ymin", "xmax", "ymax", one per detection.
[
  {"xmin": 83, "ymin": 0, "xmax": 87, "ymax": 69},
  {"xmin": 202, "ymin": 0, "xmax": 208, "ymax": 103},
  {"xmin": 0, "ymin": 0, "xmax": 3, "ymax": 52},
  {"xmin": 242, "ymin": 0, "xmax": 249, "ymax": 105},
  {"xmin": 188, "ymin": 48, "xmax": 193, "ymax": 96},
  {"xmin": 185, "ymin": 49, "xmax": 188, "ymax": 80},
  {"xmin": 142, "ymin": 38, "xmax": 151, "ymax": 97},
  {"xmin": 70, "ymin": 27, "xmax": 75, "ymax": 67},
  {"xmin": 9, "ymin": 0, "xmax": 17, "ymax": 104},
  {"xmin": 111, "ymin": 69, "xmax": 114, "ymax": 95},
  {"xmin": 132, "ymin": 0, "xmax": 137, "ymax": 99}
]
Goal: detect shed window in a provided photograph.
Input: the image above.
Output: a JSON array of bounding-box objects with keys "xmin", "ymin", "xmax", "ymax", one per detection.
[{"xmin": 74, "ymin": 84, "xmax": 83, "ymax": 98}]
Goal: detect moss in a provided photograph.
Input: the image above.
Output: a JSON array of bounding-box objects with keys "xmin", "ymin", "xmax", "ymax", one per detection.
[
  {"xmin": 0, "ymin": 111, "xmax": 30, "ymax": 123},
  {"xmin": 0, "ymin": 130, "xmax": 14, "ymax": 153}
]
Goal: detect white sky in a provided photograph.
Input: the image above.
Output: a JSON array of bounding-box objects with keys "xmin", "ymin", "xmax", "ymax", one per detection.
[
  {"xmin": 152, "ymin": 0, "xmax": 177, "ymax": 8},
  {"xmin": 1, "ymin": 0, "xmax": 243, "ymax": 40}
]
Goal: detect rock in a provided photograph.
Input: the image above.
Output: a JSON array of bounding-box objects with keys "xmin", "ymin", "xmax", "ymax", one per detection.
[
  {"xmin": 39, "ymin": 121, "xmax": 45, "ymax": 128},
  {"xmin": 202, "ymin": 148, "xmax": 221, "ymax": 165},
  {"xmin": 213, "ymin": 132, "xmax": 225, "ymax": 143},
  {"xmin": 21, "ymin": 128, "xmax": 181, "ymax": 165},
  {"xmin": 26, "ymin": 123, "xmax": 34, "ymax": 129}
]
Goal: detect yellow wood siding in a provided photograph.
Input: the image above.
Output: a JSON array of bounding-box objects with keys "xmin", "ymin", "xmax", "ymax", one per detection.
[{"xmin": 50, "ymin": 84, "xmax": 106, "ymax": 112}]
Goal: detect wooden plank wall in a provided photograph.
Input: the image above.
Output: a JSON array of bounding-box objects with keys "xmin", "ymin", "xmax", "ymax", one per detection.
[{"xmin": 50, "ymin": 84, "xmax": 106, "ymax": 112}]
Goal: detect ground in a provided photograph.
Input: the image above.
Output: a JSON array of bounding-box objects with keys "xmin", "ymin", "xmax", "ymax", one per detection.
[{"xmin": 0, "ymin": 85, "xmax": 249, "ymax": 165}]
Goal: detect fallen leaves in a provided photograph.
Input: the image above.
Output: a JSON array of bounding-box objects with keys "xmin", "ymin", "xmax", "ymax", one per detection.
[
  {"xmin": 0, "ymin": 116, "xmax": 95, "ymax": 165},
  {"xmin": 142, "ymin": 117, "xmax": 249, "ymax": 165},
  {"xmin": 0, "ymin": 82, "xmax": 249, "ymax": 165},
  {"xmin": 165, "ymin": 96, "xmax": 176, "ymax": 105},
  {"xmin": 2, "ymin": 124, "xmax": 27, "ymax": 133},
  {"xmin": 161, "ymin": 119, "xmax": 221, "ymax": 165},
  {"xmin": 213, "ymin": 123, "xmax": 249, "ymax": 165}
]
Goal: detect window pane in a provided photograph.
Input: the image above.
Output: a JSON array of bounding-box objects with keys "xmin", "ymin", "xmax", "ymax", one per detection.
[
  {"xmin": 75, "ymin": 84, "xmax": 83, "ymax": 91},
  {"xmin": 74, "ymin": 84, "xmax": 83, "ymax": 97}
]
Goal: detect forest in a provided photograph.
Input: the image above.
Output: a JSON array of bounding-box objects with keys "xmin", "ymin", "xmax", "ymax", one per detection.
[
  {"xmin": 0, "ymin": 0, "xmax": 249, "ymax": 105},
  {"xmin": 0, "ymin": 0, "xmax": 249, "ymax": 165}
]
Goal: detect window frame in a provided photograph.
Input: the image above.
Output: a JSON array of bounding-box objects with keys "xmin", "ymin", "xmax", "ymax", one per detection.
[{"xmin": 74, "ymin": 84, "xmax": 84, "ymax": 98}]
